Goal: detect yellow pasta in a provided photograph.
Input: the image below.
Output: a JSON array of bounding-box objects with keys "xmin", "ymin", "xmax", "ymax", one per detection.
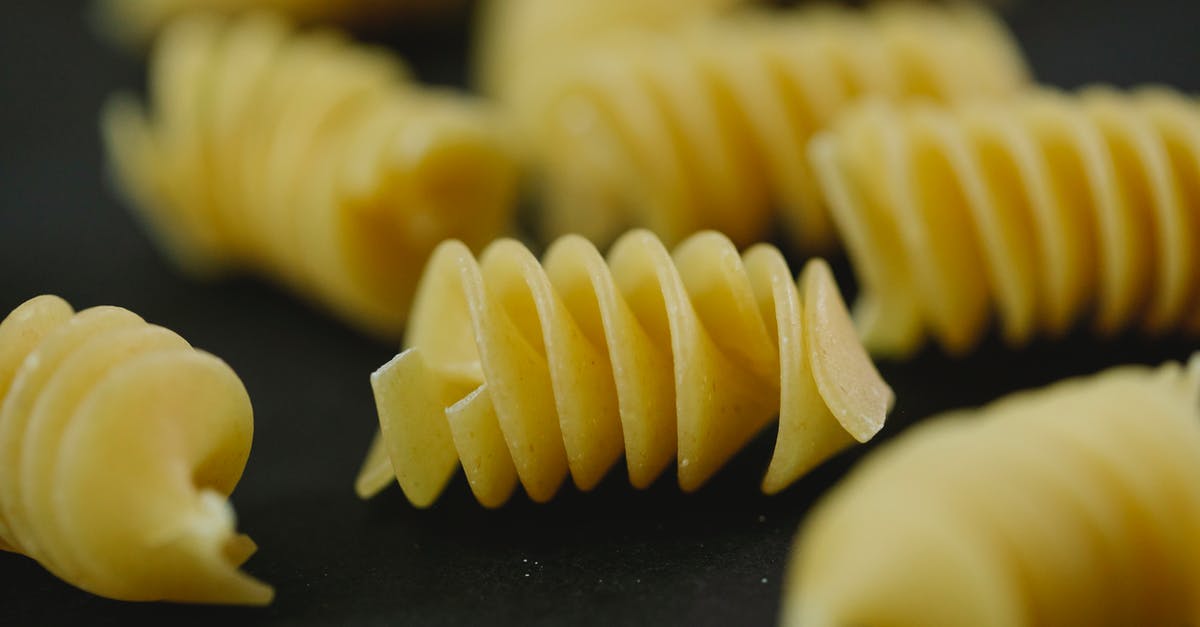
[
  {"xmin": 95, "ymin": 0, "xmax": 458, "ymax": 49},
  {"xmin": 475, "ymin": 0, "xmax": 743, "ymax": 117},
  {"xmin": 812, "ymin": 87, "xmax": 1200, "ymax": 358},
  {"xmin": 356, "ymin": 230, "xmax": 893, "ymax": 508},
  {"xmin": 0, "ymin": 295, "xmax": 271, "ymax": 605},
  {"xmin": 494, "ymin": 2, "xmax": 1027, "ymax": 250},
  {"xmin": 782, "ymin": 355, "xmax": 1200, "ymax": 627},
  {"xmin": 103, "ymin": 13, "xmax": 519, "ymax": 339}
]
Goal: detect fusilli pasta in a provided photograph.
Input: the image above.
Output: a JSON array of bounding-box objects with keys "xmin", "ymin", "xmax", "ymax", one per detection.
[
  {"xmin": 811, "ymin": 87, "xmax": 1200, "ymax": 357},
  {"xmin": 782, "ymin": 355, "xmax": 1200, "ymax": 627},
  {"xmin": 356, "ymin": 230, "xmax": 892, "ymax": 507},
  {"xmin": 0, "ymin": 295, "xmax": 271, "ymax": 605},
  {"xmin": 103, "ymin": 13, "xmax": 519, "ymax": 339},
  {"xmin": 475, "ymin": 0, "xmax": 743, "ymax": 115},
  {"xmin": 493, "ymin": 2, "xmax": 1028, "ymax": 249}
]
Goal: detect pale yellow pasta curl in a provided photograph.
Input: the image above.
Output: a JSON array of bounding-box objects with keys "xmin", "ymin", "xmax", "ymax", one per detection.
[
  {"xmin": 0, "ymin": 295, "xmax": 271, "ymax": 605},
  {"xmin": 811, "ymin": 87, "xmax": 1200, "ymax": 358},
  {"xmin": 95, "ymin": 0, "xmax": 459, "ymax": 49},
  {"xmin": 783, "ymin": 355, "xmax": 1200, "ymax": 627},
  {"xmin": 103, "ymin": 13, "xmax": 518, "ymax": 340},
  {"xmin": 511, "ymin": 3, "xmax": 1028, "ymax": 250},
  {"xmin": 356, "ymin": 230, "xmax": 893, "ymax": 508},
  {"xmin": 475, "ymin": 0, "xmax": 745, "ymax": 115}
]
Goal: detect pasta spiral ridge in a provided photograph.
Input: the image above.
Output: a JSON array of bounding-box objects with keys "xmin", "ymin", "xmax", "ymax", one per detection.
[
  {"xmin": 518, "ymin": 3, "xmax": 1028, "ymax": 250},
  {"xmin": 0, "ymin": 295, "xmax": 271, "ymax": 605},
  {"xmin": 783, "ymin": 356, "xmax": 1200, "ymax": 627},
  {"xmin": 356, "ymin": 230, "xmax": 892, "ymax": 508},
  {"xmin": 103, "ymin": 13, "xmax": 518, "ymax": 339},
  {"xmin": 812, "ymin": 87, "xmax": 1200, "ymax": 357}
]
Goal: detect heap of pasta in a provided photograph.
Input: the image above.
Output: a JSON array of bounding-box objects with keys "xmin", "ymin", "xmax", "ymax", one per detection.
[
  {"xmin": 812, "ymin": 87, "xmax": 1200, "ymax": 357},
  {"xmin": 356, "ymin": 230, "xmax": 893, "ymax": 508},
  {"xmin": 782, "ymin": 355, "xmax": 1200, "ymax": 627},
  {"xmin": 0, "ymin": 295, "xmax": 271, "ymax": 605},
  {"xmin": 479, "ymin": 2, "xmax": 1028, "ymax": 250},
  {"xmin": 94, "ymin": 0, "xmax": 460, "ymax": 49},
  {"xmin": 103, "ymin": 13, "xmax": 518, "ymax": 339}
]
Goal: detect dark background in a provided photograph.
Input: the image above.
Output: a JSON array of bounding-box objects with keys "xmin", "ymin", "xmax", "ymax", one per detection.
[{"xmin": 1, "ymin": 1, "xmax": 1198, "ymax": 625}]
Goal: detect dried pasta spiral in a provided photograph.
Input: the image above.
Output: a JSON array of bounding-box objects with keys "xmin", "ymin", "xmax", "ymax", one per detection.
[
  {"xmin": 782, "ymin": 356, "xmax": 1200, "ymax": 627},
  {"xmin": 103, "ymin": 13, "xmax": 519, "ymax": 339},
  {"xmin": 95, "ymin": 0, "xmax": 460, "ymax": 49},
  {"xmin": 510, "ymin": 3, "xmax": 1027, "ymax": 250},
  {"xmin": 356, "ymin": 230, "xmax": 893, "ymax": 508},
  {"xmin": 0, "ymin": 295, "xmax": 271, "ymax": 605},
  {"xmin": 475, "ymin": 0, "xmax": 744, "ymax": 114},
  {"xmin": 811, "ymin": 87, "xmax": 1200, "ymax": 358}
]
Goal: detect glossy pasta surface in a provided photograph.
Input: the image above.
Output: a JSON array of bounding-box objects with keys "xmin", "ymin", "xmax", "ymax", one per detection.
[
  {"xmin": 492, "ymin": 2, "xmax": 1027, "ymax": 250},
  {"xmin": 812, "ymin": 87, "xmax": 1200, "ymax": 357},
  {"xmin": 357, "ymin": 230, "xmax": 893, "ymax": 507},
  {"xmin": 103, "ymin": 13, "xmax": 518, "ymax": 339},
  {"xmin": 0, "ymin": 295, "xmax": 271, "ymax": 605},
  {"xmin": 782, "ymin": 355, "xmax": 1200, "ymax": 627}
]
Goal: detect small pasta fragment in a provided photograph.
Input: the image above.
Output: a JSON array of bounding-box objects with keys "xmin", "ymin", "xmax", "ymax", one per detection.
[
  {"xmin": 812, "ymin": 87, "xmax": 1200, "ymax": 357},
  {"xmin": 483, "ymin": 2, "xmax": 1028, "ymax": 250},
  {"xmin": 0, "ymin": 295, "xmax": 271, "ymax": 605},
  {"xmin": 356, "ymin": 230, "xmax": 893, "ymax": 508},
  {"xmin": 102, "ymin": 13, "xmax": 519, "ymax": 339},
  {"xmin": 94, "ymin": 0, "xmax": 460, "ymax": 49},
  {"xmin": 782, "ymin": 355, "xmax": 1200, "ymax": 627}
]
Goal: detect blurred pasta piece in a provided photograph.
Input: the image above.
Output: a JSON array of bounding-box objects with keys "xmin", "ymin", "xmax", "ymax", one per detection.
[
  {"xmin": 356, "ymin": 229, "xmax": 892, "ymax": 508},
  {"xmin": 811, "ymin": 87, "xmax": 1200, "ymax": 358},
  {"xmin": 475, "ymin": 0, "xmax": 745, "ymax": 117},
  {"xmin": 0, "ymin": 295, "xmax": 271, "ymax": 605},
  {"xmin": 480, "ymin": 2, "xmax": 1028, "ymax": 250},
  {"xmin": 783, "ymin": 355, "xmax": 1200, "ymax": 627},
  {"xmin": 95, "ymin": 0, "xmax": 460, "ymax": 48},
  {"xmin": 103, "ymin": 13, "xmax": 518, "ymax": 339}
]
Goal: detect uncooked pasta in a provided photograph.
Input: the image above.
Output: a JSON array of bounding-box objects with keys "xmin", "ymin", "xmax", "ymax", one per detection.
[
  {"xmin": 0, "ymin": 295, "xmax": 271, "ymax": 605},
  {"xmin": 475, "ymin": 0, "xmax": 743, "ymax": 116},
  {"xmin": 782, "ymin": 355, "xmax": 1200, "ymax": 627},
  {"xmin": 811, "ymin": 87, "xmax": 1200, "ymax": 357},
  {"xmin": 482, "ymin": 2, "xmax": 1028, "ymax": 249},
  {"xmin": 103, "ymin": 13, "xmax": 518, "ymax": 339},
  {"xmin": 357, "ymin": 230, "xmax": 893, "ymax": 507}
]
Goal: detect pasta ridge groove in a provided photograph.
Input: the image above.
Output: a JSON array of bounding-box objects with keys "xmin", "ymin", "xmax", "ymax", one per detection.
[
  {"xmin": 357, "ymin": 230, "xmax": 892, "ymax": 508},
  {"xmin": 812, "ymin": 87, "xmax": 1200, "ymax": 357},
  {"xmin": 102, "ymin": 13, "xmax": 518, "ymax": 339},
  {"xmin": 0, "ymin": 295, "xmax": 271, "ymax": 605},
  {"xmin": 518, "ymin": 3, "xmax": 1027, "ymax": 250}
]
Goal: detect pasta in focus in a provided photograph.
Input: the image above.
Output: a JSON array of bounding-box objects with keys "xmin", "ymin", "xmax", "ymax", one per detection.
[
  {"xmin": 0, "ymin": 295, "xmax": 270, "ymax": 605},
  {"xmin": 356, "ymin": 230, "xmax": 893, "ymax": 508},
  {"xmin": 489, "ymin": 2, "xmax": 1028, "ymax": 250},
  {"xmin": 782, "ymin": 355, "xmax": 1200, "ymax": 627},
  {"xmin": 103, "ymin": 13, "xmax": 519, "ymax": 339},
  {"xmin": 95, "ymin": 0, "xmax": 459, "ymax": 48},
  {"xmin": 811, "ymin": 87, "xmax": 1200, "ymax": 357}
]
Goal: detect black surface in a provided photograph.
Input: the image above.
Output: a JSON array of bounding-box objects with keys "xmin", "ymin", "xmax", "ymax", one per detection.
[{"xmin": 2, "ymin": 1, "xmax": 1199, "ymax": 625}]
